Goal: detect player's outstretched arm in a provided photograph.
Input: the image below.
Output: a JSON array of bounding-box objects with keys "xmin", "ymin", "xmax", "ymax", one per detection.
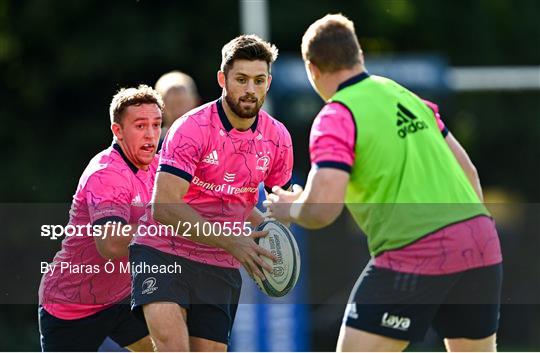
[
  {"xmin": 266, "ymin": 168, "xmax": 349, "ymax": 229},
  {"xmin": 151, "ymin": 171, "xmax": 276, "ymax": 280},
  {"xmin": 445, "ymin": 132, "xmax": 484, "ymax": 202}
]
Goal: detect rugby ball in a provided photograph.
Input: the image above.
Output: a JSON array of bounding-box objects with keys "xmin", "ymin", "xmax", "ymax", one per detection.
[{"xmin": 253, "ymin": 220, "xmax": 301, "ymax": 297}]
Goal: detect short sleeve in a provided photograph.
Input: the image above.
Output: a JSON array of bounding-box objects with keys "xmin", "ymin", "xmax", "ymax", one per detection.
[
  {"xmin": 85, "ymin": 169, "xmax": 131, "ymax": 225},
  {"xmin": 309, "ymin": 102, "xmax": 356, "ymax": 173},
  {"xmin": 158, "ymin": 116, "xmax": 205, "ymax": 182},
  {"xmin": 423, "ymin": 99, "xmax": 448, "ymax": 137},
  {"xmin": 264, "ymin": 125, "xmax": 294, "ymax": 192}
]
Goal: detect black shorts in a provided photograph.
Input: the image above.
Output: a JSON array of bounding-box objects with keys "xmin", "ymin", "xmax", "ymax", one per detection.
[
  {"xmin": 129, "ymin": 244, "xmax": 242, "ymax": 345},
  {"xmin": 38, "ymin": 301, "xmax": 148, "ymax": 351},
  {"xmin": 343, "ymin": 260, "xmax": 502, "ymax": 342}
]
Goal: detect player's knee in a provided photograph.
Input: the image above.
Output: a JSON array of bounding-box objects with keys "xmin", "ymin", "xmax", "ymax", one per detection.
[
  {"xmin": 152, "ymin": 335, "xmax": 188, "ymax": 352},
  {"xmin": 445, "ymin": 334, "xmax": 497, "ymax": 352}
]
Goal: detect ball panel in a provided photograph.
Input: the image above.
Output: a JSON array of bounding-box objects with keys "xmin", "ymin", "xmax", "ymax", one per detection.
[{"xmin": 253, "ymin": 220, "xmax": 300, "ymax": 297}]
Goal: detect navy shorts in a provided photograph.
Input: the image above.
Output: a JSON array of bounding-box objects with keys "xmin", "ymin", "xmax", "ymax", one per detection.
[
  {"xmin": 129, "ymin": 244, "xmax": 242, "ymax": 345},
  {"xmin": 38, "ymin": 301, "xmax": 148, "ymax": 351},
  {"xmin": 343, "ymin": 260, "xmax": 502, "ymax": 342}
]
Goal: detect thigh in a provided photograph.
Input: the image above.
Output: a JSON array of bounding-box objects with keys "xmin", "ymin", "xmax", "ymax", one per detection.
[
  {"xmin": 432, "ymin": 263, "xmax": 502, "ymax": 339},
  {"xmin": 38, "ymin": 306, "xmax": 109, "ymax": 351},
  {"xmin": 444, "ymin": 334, "xmax": 497, "ymax": 352},
  {"xmin": 337, "ymin": 325, "xmax": 409, "ymax": 352},
  {"xmin": 342, "ymin": 260, "xmax": 458, "ymax": 343},
  {"xmin": 143, "ymin": 302, "xmax": 189, "ymax": 351}
]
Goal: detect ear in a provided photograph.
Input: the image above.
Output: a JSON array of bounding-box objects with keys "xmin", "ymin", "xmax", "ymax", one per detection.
[
  {"xmin": 217, "ymin": 71, "xmax": 226, "ymax": 89},
  {"xmin": 308, "ymin": 61, "xmax": 321, "ymax": 80},
  {"xmin": 111, "ymin": 122, "xmax": 123, "ymax": 141},
  {"xmin": 266, "ymin": 74, "xmax": 273, "ymax": 92}
]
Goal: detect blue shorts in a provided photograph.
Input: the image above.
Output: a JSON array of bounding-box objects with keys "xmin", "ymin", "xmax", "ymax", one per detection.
[
  {"xmin": 343, "ymin": 260, "xmax": 502, "ymax": 342},
  {"xmin": 38, "ymin": 301, "xmax": 148, "ymax": 351},
  {"xmin": 129, "ymin": 244, "xmax": 242, "ymax": 345}
]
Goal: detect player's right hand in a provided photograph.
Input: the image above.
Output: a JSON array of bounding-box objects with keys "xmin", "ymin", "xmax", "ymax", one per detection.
[{"xmin": 222, "ymin": 230, "xmax": 277, "ymax": 281}]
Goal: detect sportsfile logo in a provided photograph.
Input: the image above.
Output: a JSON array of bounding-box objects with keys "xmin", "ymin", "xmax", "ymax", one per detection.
[
  {"xmin": 396, "ymin": 103, "xmax": 428, "ymax": 138},
  {"xmin": 141, "ymin": 277, "xmax": 158, "ymax": 295},
  {"xmin": 380, "ymin": 312, "xmax": 411, "ymax": 331},
  {"xmin": 203, "ymin": 150, "xmax": 219, "ymax": 165}
]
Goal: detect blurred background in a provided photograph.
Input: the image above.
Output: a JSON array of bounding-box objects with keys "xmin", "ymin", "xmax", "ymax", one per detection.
[{"xmin": 1, "ymin": 0, "xmax": 539, "ymax": 351}]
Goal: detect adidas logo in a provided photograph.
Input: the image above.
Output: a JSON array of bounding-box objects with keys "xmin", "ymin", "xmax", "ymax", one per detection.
[
  {"xmin": 396, "ymin": 103, "xmax": 428, "ymax": 139},
  {"xmin": 203, "ymin": 150, "xmax": 219, "ymax": 165},
  {"xmin": 131, "ymin": 194, "xmax": 143, "ymax": 207},
  {"xmin": 380, "ymin": 312, "xmax": 411, "ymax": 331}
]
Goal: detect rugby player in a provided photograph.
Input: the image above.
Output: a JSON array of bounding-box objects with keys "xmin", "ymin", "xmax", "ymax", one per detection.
[
  {"xmin": 130, "ymin": 35, "xmax": 293, "ymax": 351},
  {"xmin": 266, "ymin": 14, "xmax": 502, "ymax": 352},
  {"xmin": 38, "ymin": 85, "xmax": 162, "ymax": 351}
]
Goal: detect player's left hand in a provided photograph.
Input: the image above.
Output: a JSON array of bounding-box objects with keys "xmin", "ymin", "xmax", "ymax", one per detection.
[{"xmin": 263, "ymin": 184, "xmax": 304, "ymax": 223}]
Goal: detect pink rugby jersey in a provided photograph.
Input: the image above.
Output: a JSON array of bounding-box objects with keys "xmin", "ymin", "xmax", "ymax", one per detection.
[
  {"xmin": 135, "ymin": 99, "xmax": 293, "ymax": 268},
  {"xmin": 39, "ymin": 143, "xmax": 158, "ymax": 320},
  {"xmin": 310, "ymin": 99, "xmax": 501, "ymax": 275}
]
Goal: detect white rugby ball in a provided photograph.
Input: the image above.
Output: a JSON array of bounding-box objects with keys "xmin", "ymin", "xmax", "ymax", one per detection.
[{"xmin": 253, "ymin": 220, "xmax": 301, "ymax": 297}]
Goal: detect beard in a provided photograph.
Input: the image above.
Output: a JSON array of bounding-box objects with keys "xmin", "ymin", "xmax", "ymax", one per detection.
[{"xmin": 224, "ymin": 92, "xmax": 265, "ymax": 119}]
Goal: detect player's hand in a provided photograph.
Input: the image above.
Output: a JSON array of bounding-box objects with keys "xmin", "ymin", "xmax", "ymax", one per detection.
[
  {"xmin": 221, "ymin": 230, "xmax": 277, "ymax": 281},
  {"xmin": 263, "ymin": 184, "xmax": 304, "ymax": 223}
]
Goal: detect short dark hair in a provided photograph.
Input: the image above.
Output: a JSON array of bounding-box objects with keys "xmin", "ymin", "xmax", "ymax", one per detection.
[
  {"xmin": 109, "ymin": 84, "xmax": 164, "ymax": 124},
  {"xmin": 301, "ymin": 14, "xmax": 362, "ymax": 73},
  {"xmin": 220, "ymin": 34, "xmax": 278, "ymax": 75}
]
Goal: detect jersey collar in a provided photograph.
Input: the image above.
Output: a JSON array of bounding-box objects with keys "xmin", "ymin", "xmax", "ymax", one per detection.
[
  {"xmin": 337, "ymin": 71, "xmax": 370, "ymax": 92},
  {"xmin": 216, "ymin": 98, "xmax": 259, "ymax": 133},
  {"xmin": 112, "ymin": 142, "xmax": 139, "ymax": 174}
]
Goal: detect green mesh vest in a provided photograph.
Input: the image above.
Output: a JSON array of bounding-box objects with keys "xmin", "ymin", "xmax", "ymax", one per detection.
[{"xmin": 331, "ymin": 73, "xmax": 489, "ymax": 256}]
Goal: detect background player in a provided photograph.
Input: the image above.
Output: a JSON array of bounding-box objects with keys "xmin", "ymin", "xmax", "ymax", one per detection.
[
  {"xmin": 38, "ymin": 85, "xmax": 162, "ymax": 351},
  {"xmin": 154, "ymin": 70, "xmax": 200, "ymax": 147},
  {"xmin": 265, "ymin": 14, "xmax": 502, "ymax": 352},
  {"xmin": 130, "ymin": 34, "xmax": 293, "ymax": 351}
]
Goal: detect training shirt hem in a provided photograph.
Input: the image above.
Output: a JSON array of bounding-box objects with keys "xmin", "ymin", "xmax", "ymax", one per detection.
[{"xmin": 372, "ymin": 213, "xmax": 492, "ymax": 257}]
